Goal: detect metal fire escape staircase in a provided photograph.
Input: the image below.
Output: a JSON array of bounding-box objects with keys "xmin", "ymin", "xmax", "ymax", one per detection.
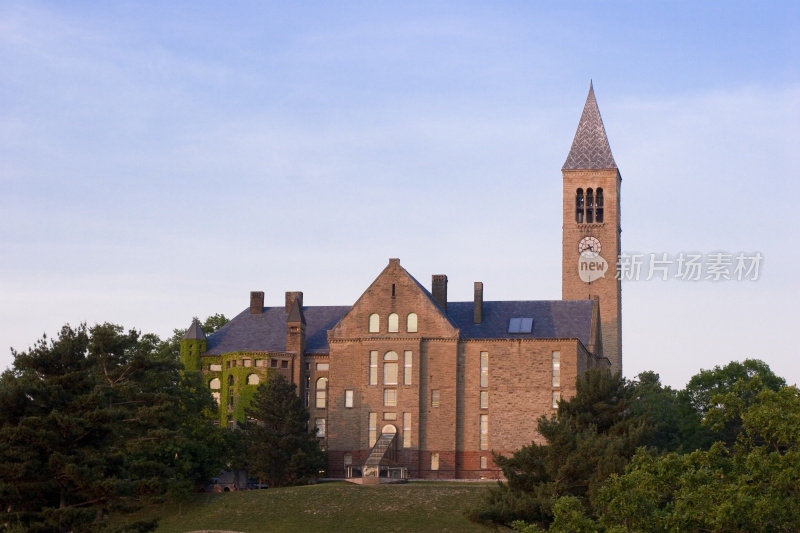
[{"xmin": 362, "ymin": 432, "xmax": 396, "ymax": 478}]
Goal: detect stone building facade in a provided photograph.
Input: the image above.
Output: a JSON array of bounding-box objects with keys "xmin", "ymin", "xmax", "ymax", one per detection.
[{"xmin": 180, "ymin": 84, "xmax": 621, "ymax": 480}]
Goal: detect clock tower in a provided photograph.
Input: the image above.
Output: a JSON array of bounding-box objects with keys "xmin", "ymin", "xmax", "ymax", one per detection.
[{"xmin": 562, "ymin": 82, "xmax": 622, "ymax": 373}]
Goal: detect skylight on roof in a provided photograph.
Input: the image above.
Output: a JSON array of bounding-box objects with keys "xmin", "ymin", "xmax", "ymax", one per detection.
[{"xmin": 508, "ymin": 317, "xmax": 533, "ymax": 334}]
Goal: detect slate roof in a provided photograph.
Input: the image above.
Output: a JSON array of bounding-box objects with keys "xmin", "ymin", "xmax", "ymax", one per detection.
[
  {"xmin": 448, "ymin": 300, "xmax": 594, "ymax": 347},
  {"xmin": 205, "ymin": 306, "xmax": 350, "ymax": 355},
  {"xmin": 204, "ymin": 300, "xmax": 594, "ymax": 356},
  {"xmin": 562, "ymin": 82, "xmax": 617, "ymax": 170},
  {"xmin": 182, "ymin": 319, "xmax": 207, "ymax": 340}
]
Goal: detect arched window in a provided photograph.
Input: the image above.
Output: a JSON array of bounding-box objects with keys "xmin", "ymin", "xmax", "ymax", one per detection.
[
  {"xmin": 407, "ymin": 313, "xmax": 418, "ymax": 333},
  {"xmin": 388, "ymin": 313, "xmax": 399, "ymax": 333},
  {"xmin": 209, "ymin": 378, "xmax": 221, "ymax": 390},
  {"xmin": 586, "ymin": 188, "xmax": 594, "ymax": 223},
  {"xmin": 384, "ymin": 351, "xmax": 398, "ymax": 385},
  {"xmin": 369, "ymin": 313, "xmax": 379, "ymax": 333},
  {"xmin": 596, "ymin": 188, "xmax": 604, "ymax": 223},
  {"xmin": 227, "ymin": 375, "xmax": 234, "ymax": 386},
  {"xmin": 575, "ymin": 188, "xmax": 584, "ymax": 223},
  {"xmin": 247, "ymin": 374, "xmax": 260, "ymax": 385},
  {"xmin": 316, "ymin": 377, "xmax": 328, "ymax": 409}
]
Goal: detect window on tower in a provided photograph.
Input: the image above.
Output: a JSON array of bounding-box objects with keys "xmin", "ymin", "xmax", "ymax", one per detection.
[
  {"xmin": 596, "ymin": 188, "xmax": 604, "ymax": 223},
  {"xmin": 586, "ymin": 188, "xmax": 594, "ymax": 223},
  {"xmin": 575, "ymin": 188, "xmax": 584, "ymax": 223}
]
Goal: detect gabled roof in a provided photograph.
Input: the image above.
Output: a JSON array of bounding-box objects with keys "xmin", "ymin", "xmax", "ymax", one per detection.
[
  {"xmin": 182, "ymin": 319, "xmax": 207, "ymax": 340},
  {"xmin": 562, "ymin": 82, "xmax": 617, "ymax": 170},
  {"xmin": 448, "ymin": 300, "xmax": 594, "ymax": 346},
  {"xmin": 203, "ymin": 299, "xmax": 594, "ymax": 356},
  {"xmin": 205, "ymin": 306, "xmax": 349, "ymax": 355}
]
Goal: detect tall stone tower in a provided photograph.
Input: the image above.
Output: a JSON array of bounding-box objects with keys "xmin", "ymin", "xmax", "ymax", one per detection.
[{"xmin": 561, "ymin": 82, "xmax": 622, "ymax": 373}]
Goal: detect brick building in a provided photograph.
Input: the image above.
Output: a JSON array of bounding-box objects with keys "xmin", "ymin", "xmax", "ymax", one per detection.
[{"xmin": 180, "ymin": 83, "xmax": 621, "ymax": 480}]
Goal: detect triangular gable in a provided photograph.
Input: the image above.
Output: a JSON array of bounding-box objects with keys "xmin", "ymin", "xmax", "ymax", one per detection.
[{"xmin": 329, "ymin": 258, "xmax": 459, "ymax": 339}]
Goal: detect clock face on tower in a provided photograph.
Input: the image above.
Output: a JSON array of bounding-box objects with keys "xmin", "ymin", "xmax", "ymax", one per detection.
[{"xmin": 578, "ymin": 236, "xmax": 601, "ymax": 256}]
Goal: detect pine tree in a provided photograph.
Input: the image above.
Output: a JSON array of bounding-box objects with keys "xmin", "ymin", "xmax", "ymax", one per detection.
[{"xmin": 238, "ymin": 373, "xmax": 326, "ymax": 487}]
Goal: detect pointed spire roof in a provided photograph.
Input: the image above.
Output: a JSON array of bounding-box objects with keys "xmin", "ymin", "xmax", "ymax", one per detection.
[
  {"xmin": 563, "ymin": 82, "xmax": 617, "ymax": 170},
  {"xmin": 287, "ymin": 297, "xmax": 306, "ymax": 324},
  {"xmin": 182, "ymin": 318, "xmax": 207, "ymax": 340}
]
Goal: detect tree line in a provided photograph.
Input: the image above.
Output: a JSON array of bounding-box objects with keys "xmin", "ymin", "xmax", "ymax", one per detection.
[
  {"xmin": 468, "ymin": 360, "xmax": 800, "ymax": 532},
  {"xmin": 0, "ymin": 318, "xmax": 324, "ymax": 532}
]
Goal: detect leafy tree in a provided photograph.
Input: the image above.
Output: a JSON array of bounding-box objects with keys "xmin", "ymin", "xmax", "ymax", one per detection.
[
  {"xmin": 679, "ymin": 358, "xmax": 785, "ymax": 447},
  {"xmin": 0, "ymin": 323, "xmax": 226, "ymax": 532},
  {"xmin": 237, "ymin": 373, "xmax": 326, "ymax": 487},
  {"xmin": 594, "ymin": 385, "xmax": 800, "ymax": 532}
]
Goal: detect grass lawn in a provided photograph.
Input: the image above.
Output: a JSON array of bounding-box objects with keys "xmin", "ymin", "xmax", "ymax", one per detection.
[{"xmin": 116, "ymin": 481, "xmax": 499, "ymax": 533}]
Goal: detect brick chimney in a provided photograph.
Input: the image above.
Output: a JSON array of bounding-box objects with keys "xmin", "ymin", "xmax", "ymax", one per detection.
[
  {"xmin": 285, "ymin": 291, "xmax": 303, "ymax": 313},
  {"xmin": 432, "ymin": 274, "xmax": 448, "ymax": 313},
  {"xmin": 474, "ymin": 282, "xmax": 483, "ymax": 324},
  {"xmin": 250, "ymin": 291, "xmax": 264, "ymax": 314}
]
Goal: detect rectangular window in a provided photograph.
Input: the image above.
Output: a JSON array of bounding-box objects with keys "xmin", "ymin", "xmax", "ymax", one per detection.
[
  {"xmin": 480, "ymin": 414, "xmax": 489, "ymax": 450},
  {"xmin": 316, "ymin": 363, "xmax": 329, "ymax": 371},
  {"xmin": 552, "ymin": 351, "xmax": 561, "ymax": 387},
  {"xmin": 431, "ymin": 389, "xmax": 440, "ymax": 408},
  {"xmin": 383, "ymin": 412, "xmax": 397, "ymax": 420},
  {"xmin": 270, "ymin": 359, "xmax": 277, "ymax": 368},
  {"xmin": 369, "ymin": 412, "xmax": 377, "ymax": 447},
  {"xmin": 369, "ymin": 351, "xmax": 378, "ymax": 385},
  {"xmin": 480, "ymin": 456, "xmax": 488, "ymax": 469},
  {"xmin": 480, "ymin": 351, "xmax": 489, "ymax": 388},
  {"xmin": 384, "ymin": 388, "xmax": 397, "ymax": 407},
  {"xmin": 315, "ymin": 418, "xmax": 326, "ymax": 437},
  {"xmin": 255, "ymin": 360, "xmax": 264, "ymax": 368},
  {"xmin": 431, "ymin": 452, "xmax": 439, "ymax": 471},
  {"xmin": 384, "ymin": 362, "xmax": 398, "ymax": 385},
  {"xmin": 404, "ymin": 351, "xmax": 412, "ymax": 385},
  {"xmin": 243, "ymin": 359, "xmax": 252, "ymax": 367},
  {"xmin": 480, "ymin": 390, "xmax": 488, "ymax": 409},
  {"xmin": 210, "ymin": 364, "xmax": 222, "ymax": 371},
  {"xmin": 316, "ymin": 388, "xmax": 326, "ymax": 409},
  {"xmin": 403, "ymin": 413, "xmax": 411, "ymax": 448},
  {"xmin": 281, "ymin": 360, "xmax": 288, "ymax": 368},
  {"xmin": 345, "ymin": 389, "xmax": 354, "ymax": 408},
  {"xmin": 552, "ymin": 390, "xmax": 561, "ymax": 409}
]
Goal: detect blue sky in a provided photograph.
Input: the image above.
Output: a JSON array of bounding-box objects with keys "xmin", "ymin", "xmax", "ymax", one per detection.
[{"xmin": 1, "ymin": 1, "xmax": 798, "ymax": 388}]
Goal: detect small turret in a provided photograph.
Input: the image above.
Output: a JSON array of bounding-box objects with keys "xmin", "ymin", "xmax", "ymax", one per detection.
[{"xmin": 180, "ymin": 318, "xmax": 207, "ymax": 372}]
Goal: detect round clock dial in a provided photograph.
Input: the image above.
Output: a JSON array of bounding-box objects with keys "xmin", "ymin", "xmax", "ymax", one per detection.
[{"xmin": 578, "ymin": 236, "xmax": 601, "ymax": 255}]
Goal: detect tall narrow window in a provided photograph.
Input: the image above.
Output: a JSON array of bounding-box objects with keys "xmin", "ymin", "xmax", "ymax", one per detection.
[
  {"xmin": 575, "ymin": 188, "xmax": 584, "ymax": 223},
  {"xmin": 552, "ymin": 390, "xmax": 561, "ymax": 409},
  {"xmin": 480, "ymin": 414, "xmax": 489, "ymax": 450},
  {"xmin": 345, "ymin": 389, "xmax": 354, "ymax": 408},
  {"xmin": 552, "ymin": 351, "xmax": 561, "ymax": 387},
  {"xmin": 586, "ymin": 188, "xmax": 594, "ymax": 223},
  {"xmin": 407, "ymin": 313, "xmax": 418, "ymax": 333},
  {"xmin": 228, "ymin": 375, "xmax": 234, "ymax": 386},
  {"xmin": 596, "ymin": 188, "xmax": 604, "ymax": 223},
  {"xmin": 369, "ymin": 412, "xmax": 377, "ymax": 447},
  {"xmin": 315, "ymin": 418, "xmax": 326, "ymax": 437},
  {"xmin": 369, "ymin": 313, "xmax": 380, "ymax": 332},
  {"xmin": 316, "ymin": 377, "xmax": 328, "ymax": 409},
  {"xmin": 431, "ymin": 389, "xmax": 440, "ymax": 408},
  {"xmin": 384, "ymin": 351, "xmax": 398, "ymax": 385},
  {"xmin": 480, "ymin": 390, "xmax": 488, "ymax": 409},
  {"xmin": 403, "ymin": 413, "xmax": 411, "ymax": 448},
  {"xmin": 480, "ymin": 456, "xmax": 488, "ymax": 469},
  {"xmin": 369, "ymin": 351, "xmax": 378, "ymax": 385},
  {"xmin": 480, "ymin": 351, "xmax": 489, "ymax": 388},
  {"xmin": 404, "ymin": 351, "xmax": 412, "ymax": 385},
  {"xmin": 384, "ymin": 388, "xmax": 397, "ymax": 407},
  {"xmin": 388, "ymin": 313, "xmax": 399, "ymax": 332},
  {"xmin": 431, "ymin": 453, "xmax": 440, "ymax": 471}
]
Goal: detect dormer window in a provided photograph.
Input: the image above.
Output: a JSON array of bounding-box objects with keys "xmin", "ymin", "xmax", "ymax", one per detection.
[{"xmin": 508, "ymin": 317, "xmax": 533, "ymax": 333}]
